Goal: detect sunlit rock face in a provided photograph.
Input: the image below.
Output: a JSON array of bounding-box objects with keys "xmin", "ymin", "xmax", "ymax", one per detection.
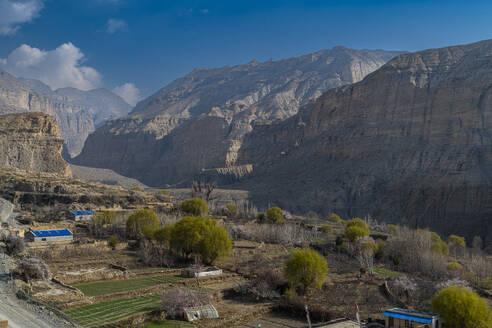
[
  {"xmin": 74, "ymin": 47, "xmax": 401, "ymax": 186},
  {"xmin": 236, "ymin": 39, "xmax": 492, "ymax": 246}
]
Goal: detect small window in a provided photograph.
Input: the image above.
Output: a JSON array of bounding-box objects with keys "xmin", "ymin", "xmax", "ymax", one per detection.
[
  {"xmin": 405, "ymin": 320, "xmax": 412, "ymax": 328},
  {"xmin": 41, "ymin": 238, "xmax": 47, "ymax": 241}
]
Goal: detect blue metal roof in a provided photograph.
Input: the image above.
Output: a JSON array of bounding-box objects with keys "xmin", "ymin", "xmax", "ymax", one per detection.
[
  {"xmin": 31, "ymin": 229, "xmax": 72, "ymax": 237},
  {"xmin": 71, "ymin": 210, "xmax": 95, "ymax": 215},
  {"xmin": 383, "ymin": 311, "xmax": 433, "ymax": 324}
]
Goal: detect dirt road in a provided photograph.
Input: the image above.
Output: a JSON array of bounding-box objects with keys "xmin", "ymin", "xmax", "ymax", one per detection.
[{"xmin": 0, "ymin": 253, "xmax": 76, "ymax": 328}]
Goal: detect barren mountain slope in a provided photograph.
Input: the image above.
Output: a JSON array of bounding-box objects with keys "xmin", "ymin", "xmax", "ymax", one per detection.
[
  {"xmin": 235, "ymin": 39, "xmax": 492, "ymax": 246},
  {"xmin": 74, "ymin": 47, "xmax": 403, "ymax": 185}
]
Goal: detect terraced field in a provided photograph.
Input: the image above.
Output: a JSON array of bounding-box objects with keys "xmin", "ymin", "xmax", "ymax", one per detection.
[
  {"xmin": 74, "ymin": 274, "xmax": 186, "ymax": 296},
  {"xmin": 65, "ymin": 295, "xmax": 162, "ymax": 327}
]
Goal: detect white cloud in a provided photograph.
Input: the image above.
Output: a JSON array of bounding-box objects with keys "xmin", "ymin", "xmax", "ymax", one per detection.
[
  {"xmin": 113, "ymin": 83, "xmax": 141, "ymax": 106},
  {"xmin": 106, "ymin": 18, "xmax": 127, "ymax": 34},
  {"xmin": 0, "ymin": 43, "xmax": 102, "ymax": 91},
  {"xmin": 0, "ymin": 0, "xmax": 43, "ymax": 35}
]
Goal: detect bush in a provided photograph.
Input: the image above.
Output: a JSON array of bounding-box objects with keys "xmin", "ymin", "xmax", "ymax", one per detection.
[
  {"xmin": 345, "ymin": 218, "xmax": 368, "ymax": 229},
  {"xmin": 266, "ymin": 207, "xmax": 284, "ymax": 224},
  {"xmin": 160, "ymin": 189, "xmax": 170, "ymax": 196},
  {"xmin": 132, "ymin": 187, "xmax": 143, "ymax": 192},
  {"xmin": 179, "ymin": 198, "xmax": 209, "ymax": 216},
  {"xmin": 447, "ymin": 234, "xmax": 466, "ymax": 248},
  {"xmin": 161, "ymin": 288, "xmax": 211, "ymax": 319},
  {"xmin": 16, "ymin": 257, "xmax": 51, "ymax": 281},
  {"xmin": 345, "ymin": 226, "xmax": 370, "ymax": 242},
  {"xmin": 431, "ymin": 240, "xmax": 450, "ymax": 256},
  {"xmin": 224, "ymin": 203, "xmax": 237, "ymax": 217},
  {"xmin": 284, "ymin": 249, "xmax": 328, "ymax": 292},
  {"xmin": 387, "ymin": 224, "xmax": 398, "ymax": 233},
  {"xmin": 6, "ymin": 235, "xmax": 25, "ymax": 255},
  {"xmin": 328, "ymin": 213, "xmax": 342, "ymax": 224},
  {"xmin": 447, "ymin": 262, "xmax": 463, "ymax": 272},
  {"xmin": 431, "ymin": 286, "xmax": 492, "ymax": 328},
  {"xmin": 169, "ymin": 216, "xmax": 231, "ymax": 264},
  {"xmin": 153, "ymin": 225, "xmax": 174, "ymax": 246},
  {"xmin": 108, "ymin": 235, "xmax": 119, "ymax": 249},
  {"xmin": 320, "ymin": 224, "xmax": 333, "ymax": 234},
  {"xmin": 94, "ymin": 211, "xmax": 115, "ymax": 224},
  {"xmin": 126, "ymin": 209, "xmax": 159, "ymax": 239}
]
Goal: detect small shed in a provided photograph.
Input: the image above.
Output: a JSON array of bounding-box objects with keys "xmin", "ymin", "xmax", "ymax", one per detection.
[
  {"xmin": 383, "ymin": 308, "xmax": 441, "ymax": 328},
  {"xmin": 69, "ymin": 210, "xmax": 95, "ymax": 221},
  {"xmin": 25, "ymin": 229, "xmax": 73, "ymax": 243},
  {"xmin": 183, "ymin": 304, "xmax": 219, "ymax": 321},
  {"xmin": 181, "ymin": 266, "xmax": 222, "ymax": 278}
]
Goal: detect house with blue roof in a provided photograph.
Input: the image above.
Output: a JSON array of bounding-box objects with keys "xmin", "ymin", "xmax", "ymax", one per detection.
[
  {"xmin": 383, "ymin": 308, "xmax": 441, "ymax": 328},
  {"xmin": 24, "ymin": 229, "xmax": 73, "ymax": 243},
  {"xmin": 69, "ymin": 210, "xmax": 95, "ymax": 221}
]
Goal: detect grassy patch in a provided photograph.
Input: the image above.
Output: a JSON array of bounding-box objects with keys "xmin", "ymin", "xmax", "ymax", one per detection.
[
  {"xmin": 74, "ymin": 274, "xmax": 186, "ymax": 297},
  {"xmin": 65, "ymin": 295, "xmax": 161, "ymax": 327},
  {"xmin": 146, "ymin": 320, "xmax": 194, "ymax": 328},
  {"xmin": 373, "ymin": 267, "xmax": 399, "ymax": 278}
]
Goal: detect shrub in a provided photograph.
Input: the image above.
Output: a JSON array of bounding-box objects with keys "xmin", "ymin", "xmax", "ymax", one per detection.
[
  {"xmin": 94, "ymin": 211, "xmax": 115, "ymax": 224},
  {"xmin": 387, "ymin": 224, "xmax": 398, "ymax": 233},
  {"xmin": 108, "ymin": 235, "xmax": 119, "ymax": 249},
  {"xmin": 160, "ymin": 189, "xmax": 170, "ymax": 196},
  {"xmin": 224, "ymin": 203, "xmax": 237, "ymax": 217},
  {"xmin": 345, "ymin": 226, "xmax": 370, "ymax": 242},
  {"xmin": 179, "ymin": 198, "xmax": 209, "ymax": 216},
  {"xmin": 266, "ymin": 207, "xmax": 284, "ymax": 224},
  {"xmin": 169, "ymin": 216, "xmax": 231, "ymax": 264},
  {"xmin": 16, "ymin": 257, "xmax": 51, "ymax": 281},
  {"xmin": 328, "ymin": 213, "xmax": 342, "ymax": 224},
  {"xmin": 447, "ymin": 234, "xmax": 466, "ymax": 248},
  {"xmin": 161, "ymin": 288, "xmax": 211, "ymax": 319},
  {"xmin": 431, "ymin": 240, "xmax": 450, "ymax": 256},
  {"xmin": 447, "ymin": 262, "xmax": 463, "ymax": 272},
  {"xmin": 431, "ymin": 286, "xmax": 492, "ymax": 328},
  {"xmin": 284, "ymin": 249, "xmax": 328, "ymax": 292},
  {"xmin": 132, "ymin": 187, "xmax": 143, "ymax": 192},
  {"xmin": 153, "ymin": 225, "xmax": 174, "ymax": 246},
  {"xmin": 6, "ymin": 235, "xmax": 25, "ymax": 255},
  {"xmin": 126, "ymin": 209, "xmax": 159, "ymax": 239},
  {"xmin": 320, "ymin": 224, "xmax": 333, "ymax": 234},
  {"xmin": 345, "ymin": 218, "xmax": 368, "ymax": 229}
]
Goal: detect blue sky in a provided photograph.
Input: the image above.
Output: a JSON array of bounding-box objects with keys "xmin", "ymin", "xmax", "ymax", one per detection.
[{"xmin": 0, "ymin": 0, "xmax": 491, "ymax": 104}]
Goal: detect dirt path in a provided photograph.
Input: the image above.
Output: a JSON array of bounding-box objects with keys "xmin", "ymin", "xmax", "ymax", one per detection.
[{"xmin": 0, "ymin": 253, "xmax": 76, "ymax": 328}]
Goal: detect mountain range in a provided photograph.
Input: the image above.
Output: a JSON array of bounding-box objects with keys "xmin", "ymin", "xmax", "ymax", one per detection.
[
  {"xmin": 0, "ymin": 71, "xmax": 132, "ymax": 157},
  {"xmin": 73, "ymin": 47, "xmax": 402, "ymax": 185}
]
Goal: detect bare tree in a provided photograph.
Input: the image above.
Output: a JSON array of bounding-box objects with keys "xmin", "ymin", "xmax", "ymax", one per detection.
[
  {"xmin": 16, "ymin": 257, "xmax": 51, "ymax": 281},
  {"xmin": 161, "ymin": 288, "xmax": 211, "ymax": 318}
]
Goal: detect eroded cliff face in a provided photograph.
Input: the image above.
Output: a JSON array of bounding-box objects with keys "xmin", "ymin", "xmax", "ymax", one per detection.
[
  {"xmin": 74, "ymin": 47, "xmax": 402, "ymax": 185},
  {"xmin": 0, "ymin": 112, "xmax": 71, "ymax": 176},
  {"xmin": 236, "ymin": 39, "xmax": 492, "ymax": 245},
  {"xmin": 0, "ymin": 72, "xmax": 132, "ymax": 157}
]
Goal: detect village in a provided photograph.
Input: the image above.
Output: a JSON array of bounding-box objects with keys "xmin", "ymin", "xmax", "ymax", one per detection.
[{"xmin": 0, "ymin": 185, "xmax": 489, "ymax": 328}]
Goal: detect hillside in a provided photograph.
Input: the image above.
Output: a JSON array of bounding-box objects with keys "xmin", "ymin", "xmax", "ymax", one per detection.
[
  {"xmin": 73, "ymin": 47, "xmax": 403, "ymax": 185},
  {"xmin": 235, "ymin": 39, "xmax": 492, "ymax": 246},
  {"xmin": 0, "ymin": 72, "xmax": 132, "ymax": 157}
]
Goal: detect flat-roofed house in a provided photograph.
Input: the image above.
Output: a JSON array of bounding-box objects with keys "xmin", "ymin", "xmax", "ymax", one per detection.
[
  {"xmin": 24, "ymin": 229, "xmax": 73, "ymax": 243},
  {"xmin": 383, "ymin": 308, "xmax": 441, "ymax": 328},
  {"xmin": 69, "ymin": 210, "xmax": 95, "ymax": 221}
]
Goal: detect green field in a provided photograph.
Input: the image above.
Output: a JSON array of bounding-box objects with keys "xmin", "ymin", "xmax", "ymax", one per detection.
[
  {"xmin": 65, "ymin": 295, "xmax": 162, "ymax": 327},
  {"xmin": 74, "ymin": 274, "xmax": 186, "ymax": 297},
  {"xmin": 373, "ymin": 267, "xmax": 399, "ymax": 278},
  {"xmin": 146, "ymin": 320, "xmax": 194, "ymax": 328}
]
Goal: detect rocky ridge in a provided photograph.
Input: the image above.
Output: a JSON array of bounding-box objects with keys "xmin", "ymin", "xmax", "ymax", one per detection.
[
  {"xmin": 0, "ymin": 112, "xmax": 71, "ymax": 176},
  {"xmin": 0, "ymin": 71, "xmax": 132, "ymax": 157},
  {"xmin": 74, "ymin": 47, "xmax": 403, "ymax": 185},
  {"xmin": 235, "ymin": 39, "xmax": 492, "ymax": 246}
]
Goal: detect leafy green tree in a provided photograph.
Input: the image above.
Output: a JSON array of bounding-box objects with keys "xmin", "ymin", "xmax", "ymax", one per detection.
[
  {"xmin": 169, "ymin": 216, "xmax": 231, "ymax": 264},
  {"xmin": 328, "ymin": 213, "xmax": 342, "ymax": 224},
  {"xmin": 108, "ymin": 235, "xmax": 119, "ymax": 249},
  {"xmin": 345, "ymin": 219, "xmax": 370, "ymax": 242},
  {"xmin": 447, "ymin": 234, "xmax": 466, "ymax": 248},
  {"xmin": 179, "ymin": 198, "xmax": 209, "ymax": 216},
  {"xmin": 224, "ymin": 203, "xmax": 237, "ymax": 217},
  {"xmin": 431, "ymin": 286, "xmax": 492, "ymax": 328},
  {"xmin": 126, "ymin": 209, "xmax": 159, "ymax": 239},
  {"xmin": 198, "ymin": 224, "xmax": 232, "ymax": 264},
  {"xmin": 431, "ymin": 240, "xmax": 450, "ymax": 256},
  {"xmin": 266, "ymin": 206, "xmax": 284, "ymax": 224},
  {"xmin": 447, "ymin": 262, "xmax": 463, "ymax": 272},
  {"xmin": 154, "ymin": 225, "xmax": 174, "ymax": 246},
  {"xmin": 94, "ymin": 211, "xmax": 115, "ymax": 224},
  {"xmin": 284, "ymin": 249, "xmax": 328, "ymax": 292},
  {"xmin": 320, "ymin": 224, "xmax": 333, "ymax": 234}
]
